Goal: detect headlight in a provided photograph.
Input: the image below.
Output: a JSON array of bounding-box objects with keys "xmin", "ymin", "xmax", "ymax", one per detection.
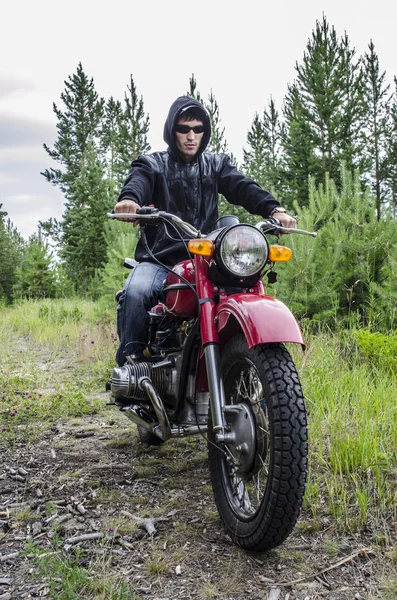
[{"xmin": 215, "ymin": 225, "xmax": 268, "ymax": 278}]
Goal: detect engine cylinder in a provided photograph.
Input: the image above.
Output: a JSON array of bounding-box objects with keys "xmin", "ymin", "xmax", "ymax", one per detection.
[{"xmin": 110, "ymin": 362, "xmax": 169, "ymax": 401}]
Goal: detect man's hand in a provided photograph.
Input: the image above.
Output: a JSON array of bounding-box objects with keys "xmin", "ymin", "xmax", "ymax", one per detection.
[
  {"xmin": 114, "ymin": 198, "xmax": 141, "ymax": 224},
  {"xmin": 271, "ymin": 209, "xmax": 297, "ymax": 230}
]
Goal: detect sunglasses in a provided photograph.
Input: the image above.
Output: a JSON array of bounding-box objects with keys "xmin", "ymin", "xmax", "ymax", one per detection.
[{"xmin": 175, "ymin": 124, "xmax": 205, "ymax": 134}]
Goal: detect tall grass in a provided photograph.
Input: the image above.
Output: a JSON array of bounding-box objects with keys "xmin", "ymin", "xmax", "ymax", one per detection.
[
  {"xmin": 1, "ymin": 298, "xmax": 112, "ymax": 346},
  {"xmin": 295, "ymin": 330, "xmax": 397, "ymax": 536}
]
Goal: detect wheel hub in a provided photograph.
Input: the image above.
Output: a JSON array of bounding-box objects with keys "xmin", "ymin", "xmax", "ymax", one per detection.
[{"xmin": 224, "ymin": 403, "xmax": 256, "ymax": 476}]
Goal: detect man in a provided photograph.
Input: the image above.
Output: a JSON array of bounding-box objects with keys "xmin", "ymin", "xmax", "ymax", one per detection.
[{"xmin": 114, "ymin": 95, "xmax": 296, "ymax": 366}]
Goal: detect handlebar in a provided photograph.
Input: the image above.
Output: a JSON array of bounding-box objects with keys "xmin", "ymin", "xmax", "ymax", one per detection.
[
  {"xmin": 107, "ymin": 211, "xmax": 317, "ymax": 239},
  {"xmin": 256, "ymin": 220, "xmax": 317, "ymax": 238},
  {"xmin": 107, "ymin": 210, "xmax": 199, "ymax": 237}
]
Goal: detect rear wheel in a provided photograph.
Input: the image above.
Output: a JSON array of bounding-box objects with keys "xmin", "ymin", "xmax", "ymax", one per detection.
[{"xmin": 208, "ymin": 336, "xmax": 308, "ymax": 551}]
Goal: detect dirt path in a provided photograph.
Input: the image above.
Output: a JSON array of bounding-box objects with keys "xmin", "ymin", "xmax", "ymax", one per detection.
[{"xmin": 0, "ymin": 339, "xmax": 389, "ymax": 599}]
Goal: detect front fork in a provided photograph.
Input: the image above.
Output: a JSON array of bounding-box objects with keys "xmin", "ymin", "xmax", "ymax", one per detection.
[{"xmin": 195, "ymin": 256, "xmax": 234, "ymax": 443}]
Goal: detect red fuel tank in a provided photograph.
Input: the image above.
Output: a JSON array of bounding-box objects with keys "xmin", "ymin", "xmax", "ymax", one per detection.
[{"xmin": 164, "ymin": 260, "xmax": 197, "ymax": 317}]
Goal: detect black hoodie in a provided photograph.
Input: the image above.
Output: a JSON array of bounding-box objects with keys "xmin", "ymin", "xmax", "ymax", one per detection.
[{"xmin": 118, "ymin": 96, "xmax": 280, "ymax": 265}]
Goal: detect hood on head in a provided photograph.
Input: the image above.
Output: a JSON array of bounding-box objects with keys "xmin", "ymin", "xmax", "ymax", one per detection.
[{"xmin": 163, "ymin": 96, "xmax": 211, "ymax": 161}]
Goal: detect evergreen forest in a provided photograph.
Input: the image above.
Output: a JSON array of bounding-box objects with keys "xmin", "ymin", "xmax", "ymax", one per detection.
[{"xmin": 1, "ymin": 15, "xmax": 397, "ymax": 333}]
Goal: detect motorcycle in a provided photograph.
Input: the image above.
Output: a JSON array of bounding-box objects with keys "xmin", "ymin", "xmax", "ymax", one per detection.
[{"xmin": 107, "ymin": 208, "xmax": 316, "ymax": 551}]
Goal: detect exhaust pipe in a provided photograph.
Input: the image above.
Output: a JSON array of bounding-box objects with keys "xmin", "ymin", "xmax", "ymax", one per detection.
[
  {"xmin": 119, "ymin": 403, "xmax": 164, "ymax": 440},
  {"xmin": 119, "ymin": 402, "xmax": 209, "ymax": 440},
  {"xmin": 139, "ymin": 377, "xmax": 172, "ymax": 441},
  {"xmin": 117, "ymin": 376, "xmax": 172, "ymax": 441},
  {"xmin": 118, "ymin": 403, "xmax": 154, "ymax": 430}
]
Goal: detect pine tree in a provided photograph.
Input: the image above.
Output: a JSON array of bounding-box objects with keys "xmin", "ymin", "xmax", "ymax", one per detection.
[
  {"xmin": 100, "ymin": 96, "xmax": 125, "ymax": 192},
  {"xmin": 338, "ymin": 33, "xmax": 366, "ymax": 175},
  {"xmin": 362, "ymin": 41, "xmax": 390, "ymax": 220},
  {"xmin": 294, "ymin": 15, "xmax": 344, "ymax": 184},
  {"xmin": 384, "ymin": 77, "xmax": 397, "ymax": 215},
  {"xmin": 244, "ymin": 99, "xmax": 284, "ymax": 209},
  {"xmin": 206, "ymin": 90, "xmax": 228, "ymax": 154},
  {"xmin": 98, "ymin": 220, "xmax": 138, "ymax": 305},
  {"xmin": 118, "ymin": 75, "xmax": 151, "ymax": 177},
  {"xmin": 0, "ymin": 205, "xmax": 25, "ymax": 303},
  {"xmin": 282, "ymin": 16, "xmax": 366, "ymax": 205},
  {"xmin": 42, "ymin": 62, "xmax": 105, "ymax": 197},
  {"xmin": 60, "ymin": 142, "xmax": 112, "ymax": 293},
  {"xmin": 187, "ymin": 74, "xmax": 203, "ymax": 102},
  {"xmin": 262, "ymin": 99, "xmax": 283, "ymax": 192},
  {"xmin": 13, "ymin": 233, "xmax": 56, "ymax": 300},
  {"xmin": 100, "ymin": 77, "xmax": 150, "ymax": 196},
  {"xmin": 243, "ymin": 113, "xmax": 268, "ymax": 186},
  {"xmin": 282, "ymin": 83, "xmax": 317, "ymax": 207}
]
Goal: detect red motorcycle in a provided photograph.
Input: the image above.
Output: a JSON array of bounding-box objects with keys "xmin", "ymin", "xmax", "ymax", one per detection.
[{"xmin": 107, "ymin": 209, "xmax": 316, "ymax": 551}]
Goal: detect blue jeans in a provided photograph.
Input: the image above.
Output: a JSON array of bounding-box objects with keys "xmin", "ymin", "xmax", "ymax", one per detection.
[{"xmin": 116, "ymin": 262, "xmax": 168, "ymax": 366}]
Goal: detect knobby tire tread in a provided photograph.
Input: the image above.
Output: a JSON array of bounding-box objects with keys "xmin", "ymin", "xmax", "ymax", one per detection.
[{"xmin": 208, "ymin": 336, "xmax": 308, "ymax": 551}]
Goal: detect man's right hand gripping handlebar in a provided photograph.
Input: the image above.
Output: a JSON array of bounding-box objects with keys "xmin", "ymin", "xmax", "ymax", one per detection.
[{"xmin": 114, "ymin": 198, "xmax": 142, "ymax": 225}]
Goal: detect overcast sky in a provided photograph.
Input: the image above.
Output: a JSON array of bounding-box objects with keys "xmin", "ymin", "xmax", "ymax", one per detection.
[{"xmin": 1, "ymin": 0, "xmax": 396, "ymax": 239}]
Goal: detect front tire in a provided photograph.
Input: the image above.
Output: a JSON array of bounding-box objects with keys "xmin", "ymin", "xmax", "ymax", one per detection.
[{"xmin": 208, "ymin": 336, "xmax": 308, "ymax": 551}]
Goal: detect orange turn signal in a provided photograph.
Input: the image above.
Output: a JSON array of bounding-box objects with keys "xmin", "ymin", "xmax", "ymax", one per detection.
[
  {"xmin": 268, "ymin": 245, "xmax": 292, "ymax": 262},
  {"xmin": 188, "ymin": 239, "xmax": 215, "ymax": 257}
]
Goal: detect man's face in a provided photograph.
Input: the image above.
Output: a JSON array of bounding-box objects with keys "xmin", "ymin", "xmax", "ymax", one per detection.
[{"xmin": 175, "ymin": 117, "xmax": 204, "ymax": 162}]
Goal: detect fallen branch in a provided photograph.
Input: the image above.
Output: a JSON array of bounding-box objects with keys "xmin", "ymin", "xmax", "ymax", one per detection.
[
  {"xmin": 277, "ymin": 547, "xmax": 375, "ymax": 587},
  {"xmin": 0, "ymin": 552, "xmax": 19, "ymax": 563},
  {"xmin": 53, "ymin": 514, "xmax": 72, "ymax": 525},
  {"xmin": 91, "ymin": 463, "xmax": 130, "ymax": 470},
  {"xmin": 120, "ymin": 509, "xmax": 176, "ymax": 535},
  {"xmin": 65, "ymin": 532, "xmax": 104, "ymax": 545}
]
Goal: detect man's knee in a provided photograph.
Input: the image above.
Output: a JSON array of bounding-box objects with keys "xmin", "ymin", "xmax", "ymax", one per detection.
[{"xmin": 124, "ymin": 281, "xmax": 151, "ymax": 306}]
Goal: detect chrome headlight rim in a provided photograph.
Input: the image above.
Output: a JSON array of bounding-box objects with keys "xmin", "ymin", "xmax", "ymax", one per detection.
[{"xmin": 214, "ymin": 224, "xmax": 269, "ymax": 280}]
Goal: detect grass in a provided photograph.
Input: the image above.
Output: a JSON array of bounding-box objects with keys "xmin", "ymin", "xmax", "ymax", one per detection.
[
  {"xmin": 1, "ymin": 298, "xmax": 397, "ymax": 545},
  {"xmin": 104, "ymin": 515, "xmax": 138, "ymax": 536},
  {"xmin": 26, "ymin": 537, "xmax": 142, "ymax": 599},
  {"xmin": 144, "ymin": 553, "xmax": 169, "ymax": 576},
  {"xmin": 0, "ymin": 299, "xmax": 116, "ymax": 444},
  {"xmin": 293, "ymin": 329, "xmax": 397, "ymax": 536}
]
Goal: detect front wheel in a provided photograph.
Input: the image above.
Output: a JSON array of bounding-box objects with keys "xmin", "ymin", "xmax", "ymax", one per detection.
[{"xmin": 208, "ymin": 336, "xmax": 308, "ymax": 551}]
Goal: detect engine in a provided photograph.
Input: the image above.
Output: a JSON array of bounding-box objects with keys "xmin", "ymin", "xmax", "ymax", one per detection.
[
  {"xmin": 110, "ymin": 357, "xmax": 179, "ymax": 403},
  {"xmin": 111, "ymin": 312, "xmax": 196, "ymax": 404}
]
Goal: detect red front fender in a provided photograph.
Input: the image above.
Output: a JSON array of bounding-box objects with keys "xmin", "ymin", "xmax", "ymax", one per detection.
[{"xmin": 216, "ymin": 293, "xmax": 305, "ymax": 349}]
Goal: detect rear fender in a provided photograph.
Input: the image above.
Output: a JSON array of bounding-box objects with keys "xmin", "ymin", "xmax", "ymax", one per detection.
[{"xmin": 216, "ymin": 293, "xmax": 305, "ymax": 349}]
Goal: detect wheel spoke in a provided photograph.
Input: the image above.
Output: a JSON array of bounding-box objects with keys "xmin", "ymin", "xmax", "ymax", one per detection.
[{"xmin": 221, "ymin": 358, "xmax": 271, "ymax": 519}]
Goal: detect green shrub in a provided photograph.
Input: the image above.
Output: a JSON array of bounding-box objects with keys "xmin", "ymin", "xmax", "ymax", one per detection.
[
  {"xmin": 275, "ymin": 168, "xmax": 397, "ymax": 331},
  {"xmin": 354, "ymin": 329, "xmax": 397, "ymax": 373}
]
